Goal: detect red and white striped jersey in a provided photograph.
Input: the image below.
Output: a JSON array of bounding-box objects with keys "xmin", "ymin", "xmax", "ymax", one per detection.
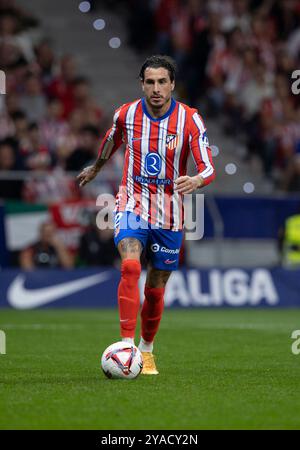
[{"xmin": 98, "ymin": 98, "xmax": 215, "ymax": 231}]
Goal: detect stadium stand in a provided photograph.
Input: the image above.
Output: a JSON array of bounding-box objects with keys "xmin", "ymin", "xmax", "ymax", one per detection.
[
  {"xmin": 1, "ymin": 0, "xmax": 300, "ymax": 269},
  {"xmin": 126, "ymin": 0, "xmax": 300, "ymax": 193}
]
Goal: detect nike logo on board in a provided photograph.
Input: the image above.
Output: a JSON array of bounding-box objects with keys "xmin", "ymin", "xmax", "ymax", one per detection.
[{"xmin": 7, "ymin": 272, "xmax": 111, "ymax": 309}]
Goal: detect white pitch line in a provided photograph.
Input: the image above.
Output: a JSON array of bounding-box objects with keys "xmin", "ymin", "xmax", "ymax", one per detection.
[
  {"xmin": 0, "ymin": 323, "xmax": 120, "ymax": 330},
  {"xmin": 0, "ymin": 324, "xmax": 84, "ymax": 330},
  {"xmin": 162, "ymin": 323, "xmax": 296, "ymax": 331}
]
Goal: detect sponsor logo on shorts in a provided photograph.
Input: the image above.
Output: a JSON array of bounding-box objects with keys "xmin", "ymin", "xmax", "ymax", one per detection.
[
  {"xmin": 150, "ymin": 244, "xmax": 180, "ymax": 255},
  {"xmin": 161, "ymin": 246, "xmax": 180, "ymax": 254}
]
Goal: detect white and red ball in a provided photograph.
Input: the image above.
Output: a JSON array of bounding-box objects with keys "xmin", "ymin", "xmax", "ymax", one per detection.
[{"xmin": 101, "ymin": 341, "xmax": 143, "ymax": 379}]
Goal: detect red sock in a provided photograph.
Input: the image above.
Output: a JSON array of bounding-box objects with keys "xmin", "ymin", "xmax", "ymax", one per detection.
[
  {"xmin": 141, "ymin": 285, "xmax": 165, "ymax": 343},
  {"xmin": 118, "ymin": 259, "xmax": 141, "ymax": 338}
]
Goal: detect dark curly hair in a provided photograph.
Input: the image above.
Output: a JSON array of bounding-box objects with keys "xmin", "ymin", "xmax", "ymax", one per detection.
[{"xmin": 139, "ymin": 55, "xmax": 176, "ymax": 82}]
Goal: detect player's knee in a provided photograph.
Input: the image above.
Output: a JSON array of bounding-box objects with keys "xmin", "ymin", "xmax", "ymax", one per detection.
[
  {"xmin": 144, "ymin": 285, "xmax": 165, "ymax": 304},
  {"xmin": 147, "ymin": 269, "xmax": 171, "ymax": 288},
  {"xmin": 121, "ymin": 259, "xmax": 141, "ymax": 283}
]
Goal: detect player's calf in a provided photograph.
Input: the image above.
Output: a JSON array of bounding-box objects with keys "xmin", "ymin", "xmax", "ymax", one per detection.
[{"xmin": 118, "ymin": 259, "xmax": 142, "ymax": 341}]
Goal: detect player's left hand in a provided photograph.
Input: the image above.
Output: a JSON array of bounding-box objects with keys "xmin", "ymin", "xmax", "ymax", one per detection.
[{"xmin": 174, "ymin": 175, "xmax": 203, "ymax": 194}]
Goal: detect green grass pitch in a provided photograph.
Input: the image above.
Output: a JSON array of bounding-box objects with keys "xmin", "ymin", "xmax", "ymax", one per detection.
[{"xmin": 1, "ymin": 308, "xmax": 300, "ymax": 430}]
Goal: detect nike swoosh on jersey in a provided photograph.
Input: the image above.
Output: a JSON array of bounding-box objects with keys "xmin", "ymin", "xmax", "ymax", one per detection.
[{"xmin": 7, "ymin": 272, "xmax": 111, "ymax": 309}]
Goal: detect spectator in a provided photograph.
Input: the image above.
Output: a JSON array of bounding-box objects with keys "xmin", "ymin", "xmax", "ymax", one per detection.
[
  {"xmin": 239, "ymin": 64, "xmax": 274, "ymax": 120},
  {"xmin": 22, "ymin": 166, "xmax": 79, "ymax": 204},
  {"xmin": 35, "ymin": 40, "xmax": 56, "ymax": 87},
  {"xmin": 21, "ymin": 122, "xmax": 52, "ymax": 171},
  {"xmin": 127, "ymin": 0, "xmax": 156, "ymax": 53},
  {"xmin": 0, "ymin": 8, "xmax": 35, "ymax": 67},
  {"xmin": 40, "ymin": 98, "xmax": 70, "ymax": 154},
  {"xmin": 72, "ymin": 77, "xmax": 103, "ymax": 127},
  {"xmin": 19, "ymin": 73, "xmax": 47, "ymax": 122},
  {"xmin": 47, "ymin": 54, "xmax": 78, "ymax": 118},
  {"xmin": 65, "ymin": 124, "xmax": 99, "ymax": 171},
  {"xmin": 55, "ymin": 108, "xmax": 85, "ymax": 166},
  {"xmin": 0, "ymin": 94, "xmax": 16, "ymax": 139},
  {"xmin": 0, "ymin": 138, "xmax": 23, "ymax": 199},
  {"xmin": 278, "ymin": 212, "xmax": 300, "ymax": 267},
  {"xmin": 5, "ymin": 56, "xmax": 29, "ymax": 95},
  {"xmin": 281, "ymin": 155, "xmax": 300, "ymax": 192},
  {"xmin": 9, "ymin": 110, "xmax": 30, "ymax": 153},
  {"xmin": 19, "ymin": 221, "xmax": 73, "ymax": 269},
  {"xmin": 5, "ymin": 92, "xmax": 21, "ymax": 116},
  {"xmin": 78, "ymin": 218, "xmax": 120, "ymax": 267}
]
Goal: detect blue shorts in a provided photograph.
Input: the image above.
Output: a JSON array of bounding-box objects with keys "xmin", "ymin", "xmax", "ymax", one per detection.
[{"xmin": 114, "ymin": 211, "xmax": 183, "ymax": 271}]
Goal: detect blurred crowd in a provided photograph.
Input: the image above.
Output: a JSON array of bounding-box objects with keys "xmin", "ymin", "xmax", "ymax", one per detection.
[
  {"xmin": 127, "ymin": 0, "xmax": 300, "ymax": 190},
  {"xmin": 2, "ymin": 0, "xmax": 298, "ymax": 269},
  {"xmin": 19, "ymin": 219, "xmax": 120, "ymax": 270},
  {"xmin": 1, "ymin": 0, "xmax": 300, "ymax": 199},
  {"xmin": 0, "ymin": 0, "xmax": 120, "ymax": 204}
]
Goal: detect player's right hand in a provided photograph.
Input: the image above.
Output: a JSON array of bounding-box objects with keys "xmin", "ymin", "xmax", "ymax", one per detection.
[{"xmin": 77, "ymin": 165, "xmax": 98, "ymax": 187}]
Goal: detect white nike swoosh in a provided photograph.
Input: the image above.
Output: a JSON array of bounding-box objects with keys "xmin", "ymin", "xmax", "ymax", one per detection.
[{"xmin": 7, "ymin": 272, "xmax": 111, "ymax": 309}]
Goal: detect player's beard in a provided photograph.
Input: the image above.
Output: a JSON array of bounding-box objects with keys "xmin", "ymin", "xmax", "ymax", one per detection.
[{"xmin": 149, "ymin": 95, "xmax": 170, "ymax": 111}]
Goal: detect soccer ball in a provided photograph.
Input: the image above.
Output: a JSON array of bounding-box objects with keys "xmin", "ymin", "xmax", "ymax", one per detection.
[{"xmin": 101, "ymin": 341, "xmax": 143, "ymax": 379}]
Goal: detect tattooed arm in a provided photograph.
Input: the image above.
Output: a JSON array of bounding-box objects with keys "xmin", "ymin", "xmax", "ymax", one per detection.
[{"xmin": 77, "ymin": 106, "xmax": 124, "ymax": 187}]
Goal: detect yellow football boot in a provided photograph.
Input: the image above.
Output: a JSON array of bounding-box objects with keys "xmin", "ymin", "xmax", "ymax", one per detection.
[{"xmin": 141, "ymin": 352, "xmax": 159, "ymax": 375}]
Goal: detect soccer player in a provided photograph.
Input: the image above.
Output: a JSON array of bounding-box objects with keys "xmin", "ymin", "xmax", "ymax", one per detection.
[{"xmin": 77, "ymin": 55, "xmax": 215, "ymax": 375}]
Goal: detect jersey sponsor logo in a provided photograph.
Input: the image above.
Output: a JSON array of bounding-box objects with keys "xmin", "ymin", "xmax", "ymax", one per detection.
[
  {"xmin": 133, "ymin": 175, "xmax": 171, "ymax": 186},
  {"xmin": 166, "ymin": 134, "xmax": 178, "ymax": 150},
  {"xmin": 7, "ymin": 272, "xmax": 111, "ymax": 309},
  {"xmin": 164, "ymin": 259, "xmax": 177, "ymax": 264},
  {"xmin": 145, "ymin": 152, "xmax": 161, "ymax": 176}
]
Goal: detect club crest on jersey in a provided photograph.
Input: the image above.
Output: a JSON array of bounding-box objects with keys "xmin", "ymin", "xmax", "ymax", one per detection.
[{"xmin": 166, "ymin": 134, "xmax": 178, "ymax": 150}]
